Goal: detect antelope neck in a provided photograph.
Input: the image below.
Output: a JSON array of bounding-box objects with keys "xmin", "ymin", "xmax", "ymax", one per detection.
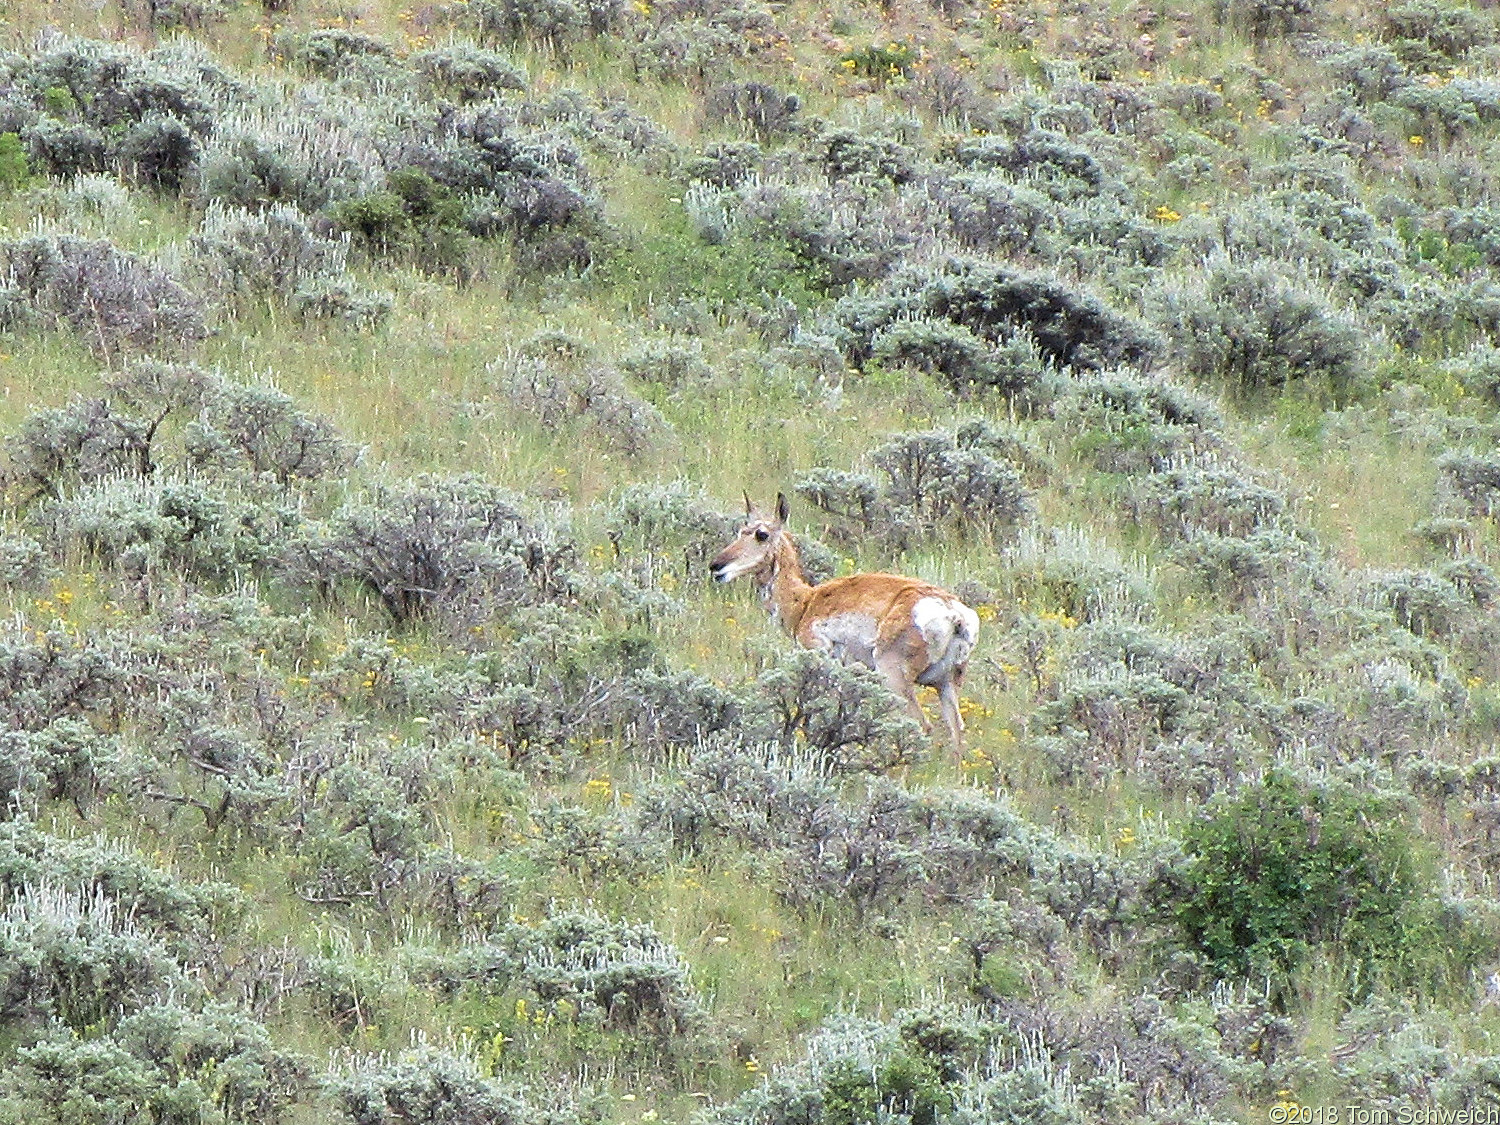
[{"xmin": 757, "ymin": 535, "xmax": 813, "ymax": 633}]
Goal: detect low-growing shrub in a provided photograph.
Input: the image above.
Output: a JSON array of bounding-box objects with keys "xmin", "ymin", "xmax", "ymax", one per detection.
[
  {"xmin": 192, "ymin": 202, "xmax": 349, "ymax": 300},
  {"xmin": 0, "ymin": 627, "xmax": 136, "ymax": 733},
  {"xmin": 508, "ymin": 911, "xmax": 704, "ymax": 1036},
  {"xmin": 821, "ymin": 128, "xmax": 917, "ymax": 185},
  {"xmin": 284, "ymin": 475, "xmax": 575, "ymax": 627},
  {"xmin": 702, "ymin": 82, "xmax": 801, "ymax": 139},
  {"xmin": 870, "ymin": 319, "xmax": 996, "ymax": 391},
  {"xmin": 1216, "ymin": 0, "xmax": 1318, "ymax": 42},
  {"xmin": 1439, "ymin": 452, "xmax": 1500, "ymax": 517},
  {"xmin": 0, "ymin": 819, "xmax": 246, "ymax": 954},
  {"xmin": 195, "ymin": 109, "xmax": 383, "ymax": 214},
  {"xmin": 1153, "ymin": 259, "xmax": 1363, "ymax": 398},
  {"xmin": 605, "ymin": 479, "xmax": 736, "ymax": 577},
  {"xmin": 490, "ymin": 354, "xmax": 669, "ymax": 456},
  {"xmin": 412, "ymin": 45, "xmax": 527, "ymax": 102},
  {"xmin": 1129, "ymin": 463, "xmax": 1288, "ymax": 540},
  {"xmin": 21, "ymin": 119, "xmax": 110, "ymax": 178},
  {"xmin": 616, "ymin": 340, "xmax": 713, "ymax": 388},
  {"xmin": 331, "ymin": 1047, "xmax": 561, "ymax": 1125},
  {"xmin": 927, "ymin": 173, "xmax": 1055, "ymax": 256},
  {"xmin": 744, "ymin": 649, "xmax": 927, "ymax": 772},
  {"xmin": 1384, "ymin": 0, "xmax": 1496, "ymax": 64},
  {"xmin": 0, "ymin": 235, "xmax": 206, "ymax": 355},
  {"xmin": 0, "ymin": 721, "xmax": 118, "ymax": 817},
  {"xmin": 281, "ymin": 29, "xmax": 395, "ymax": 75},
  {"xmin": 331, "ymin": 168, "xmax": 474, "ymax": 275},
  {"xmin": 0, "ymin": 132, "xmax": 31, "ymax": 189},
  {"xmin": 837, "ymin": 259, "xmax": 1160, "ymax": 374},
  {"xmin": 683, "ymin": 141, "xmax": 763, "ymax": 188},
  {"xmin": 186, "ymin": 380, "xmax": 356, "ymax": 485},
  {"xmin": 950, "ymin": 130, "xmax": 1110, "ymax": 201},
  {"xmin": 872, "ymin": 428, "xmax": 1030, "ymax": 531},
  {"xmin": 0, "ymin": 530, "xmax": 52, "ymax": 590},
  {"xmin": 0, "ymin": 882, "xmax": 183, "ymax": 1032},
  {"xmin": 42, "ymin": 475, "xmax": 295, "ymax": 583},
  {"xmin": 463, "ymin": 0, "xmax": 591, "ymax": 48},
  {"xmin": 5, "ymin": 399, "xmax": 158, "ymax": 500},
  {"xmin": 1172, "ymin": 769, "xmax": 1471, "ymax": 986},
  {"xmin": 290, "ymin": 279, "xmax": 394, "ymax": 327}
]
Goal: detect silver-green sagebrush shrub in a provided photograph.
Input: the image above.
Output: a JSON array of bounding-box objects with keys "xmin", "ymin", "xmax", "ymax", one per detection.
[
  {"xmin": 604, "ymin": 479, "xmax": 738, "ymax": 577},
  {"xmin": 490, "ymin": 353, "xmax": 669, "ymax": 456},
  {"xmin": 795, "ymin": 423, "xmax": 1030, "ymax": 550},
  {"xmin": 3, "ymin": 359, "xmax": 348, "ymax": 501},
  {"xmin": 41, "ymin": 475, "xmax": 298, "ymax": 583},
  {"xmin": 0, "ymin": 528, "xmax": 52, "ymax": 590},
  {"xmin": 290, "ymin": 279, "xmax": 394, "ymax": 327},
  {"xmin": 0, "ymin": 626, "xmax": 135, "ymax": 732},
  {"xmin": 0, "ymin": 235, "xmax": 207, "ymax": 355},
  {"xmin": 331, "ymin": 1046, "xmax": 594, "ymax": 1125},
  {"xmin": 412, "ymin": 45, "xmax": 527, "ymax": 102},
  {"xmin": 283, "ymin": 475, "xmax": 577, "ymax": 627},
  {"xmin": 925, "ymin": 172, "xmax": 1056, "ymax": 256},
  {"xmin": 277, "ymin": 29, "xmax": 396, "ymax": 76},
  {"xmin": 628, "ymin": 0, "xmax": 783, "ymax": 83},
  {"xmin": 195, "ymin": 108, "xmax": 383, "ymax": 213},
  {"xmin": 186, "ymin": 380, "xmax": 357, "ymax": 485},
  {"xmin": 1153, "ymin": 258, "xmax": 1364, "ymax": 398},
  {"xmin": 702, "ymin": 82, "xmax": 801, "ymax": 139},
  {"xmin": 744, "ymin": 648, "xmax": 928, "ymax": 773},
  {"xmin": 871, "ymin": 427, "xmax": 1031, "ymax": 531},
  {"xmin": 0, "ymin": 721, "xmax": 119, "ymax": 818},
  {"xmin": 1128, "ymin": 461, "xmax": 1289, "ymax": 540},
  {"xmin": 0, "ymin": 882, "xmax": 184, "ymax": 1032},
  {"xmin": 9, "ymin": 1003, "xmax": 308, "ymax": 1124},
  {"xmin": 192, "ymin": 202, "xmax": 349, "ymax": 300},
  {"xmin": 837, "ymin": 258, "xmax": 1160, "ymax": 374},
  {"xmin": 1438, "ymin": 451, "xmax": 1500, "ymax": 517},
  {"xmin": 510, "ymin": 912, "xmax": 703, "ymax": 1037},
  {"xmin": 0, "ymin": 820, "xmax": 246, "ymax": 956},
  {"xmin": 948, "ymin": 130, "xmax": 1113, "ymax": 202}
]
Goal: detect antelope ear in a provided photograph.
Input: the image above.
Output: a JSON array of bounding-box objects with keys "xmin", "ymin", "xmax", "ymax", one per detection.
[
  {"xmin": 776, "ymin": 492, "xmax": 789, "ymax": 525},
  {"xmin": 743, "ymin": 490, "xmax": 753, "ymax": 516}
]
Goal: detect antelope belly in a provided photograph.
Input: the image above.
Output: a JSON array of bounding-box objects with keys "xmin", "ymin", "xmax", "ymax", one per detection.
[{"xmin": 810, "ymin": 613, "xmax": 879, "ymax": 667}]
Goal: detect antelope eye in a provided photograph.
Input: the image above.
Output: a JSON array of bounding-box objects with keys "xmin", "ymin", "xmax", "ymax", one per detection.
[{"xmin": 754, "ymin": 529, "xmax": 769, "ymax": 542}]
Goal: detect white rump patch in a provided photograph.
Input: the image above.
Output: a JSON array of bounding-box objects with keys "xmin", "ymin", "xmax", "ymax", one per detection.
[
  {"xmin": 913, "ymin": 597, "xmax": 980, "ymax": 686},
  {"xmin": 810, "ymin": 612, "xmax": 879, "ymax": 668}
]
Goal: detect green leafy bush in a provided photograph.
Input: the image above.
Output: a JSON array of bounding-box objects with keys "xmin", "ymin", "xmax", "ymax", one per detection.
[
  {"xmin": 0, "ymin": 132, "xmax": 30, "ymax": 189},
  {"xmin": 1172, "ymin": 769, "xmax": 1472, "ymax": 984},
  {"xmin": 838, "ymin": 43, "xmax": 918, "ymax": 83}
]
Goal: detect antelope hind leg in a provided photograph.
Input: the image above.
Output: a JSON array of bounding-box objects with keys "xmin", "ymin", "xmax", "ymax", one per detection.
[
  {"xmin": 939, "ymin": 680, "xmax": 964, "ymax": 757},
  {"xmin": 875, "ymin": 649, "xmax": 930, "ymax": 733}
]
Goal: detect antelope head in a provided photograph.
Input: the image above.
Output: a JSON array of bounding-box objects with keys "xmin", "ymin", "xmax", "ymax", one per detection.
[{"xmin": 710, "ymin": 492, "xmax": 790, "ymax": 584}]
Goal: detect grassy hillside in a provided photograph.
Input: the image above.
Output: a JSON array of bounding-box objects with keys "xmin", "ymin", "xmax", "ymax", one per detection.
[{"xmin": 2, "ymin": 0, "xmax": 1500, "ymax": 1121}]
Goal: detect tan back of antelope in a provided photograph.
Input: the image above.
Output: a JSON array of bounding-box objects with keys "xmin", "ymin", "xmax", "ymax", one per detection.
[{"xmin": 710, "ymin": 493, "xmax": 980, "ymax": 754}]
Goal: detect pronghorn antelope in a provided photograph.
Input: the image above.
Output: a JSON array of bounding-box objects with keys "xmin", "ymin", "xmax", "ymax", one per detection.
[{"xmin": 711, "ymin": 492, "xmax": 980, "ymax": 755}]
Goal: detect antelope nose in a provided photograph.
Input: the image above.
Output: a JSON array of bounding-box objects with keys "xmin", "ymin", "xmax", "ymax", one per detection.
[{"xmin": 709, "ymin": 560, "xmax": 727, "ymax": 582}]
